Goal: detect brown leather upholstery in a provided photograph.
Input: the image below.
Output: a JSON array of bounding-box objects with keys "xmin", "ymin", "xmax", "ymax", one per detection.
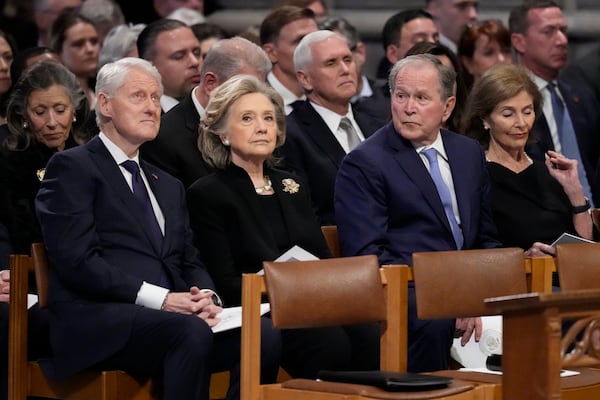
[
  {"xmin": 412, "ymin": 248, "xmax": 527, "ymax": 319},
  {"xmin": 556, "ymin": 242, "xmax": 600, "ymax": 291},
  {"xmin": 320, "ymin": 225, "xmax": 341, "ymax": 257},
  {"xmin": 263, "ymin": 255, "xmax": 385, "ymax": 328}
]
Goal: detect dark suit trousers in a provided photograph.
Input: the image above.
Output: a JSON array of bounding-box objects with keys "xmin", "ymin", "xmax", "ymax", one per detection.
[
  {"xmin": 280, "ymin": 323, "xmax": 380, "ymax": 379},
  {"xmin": 94, "ymin": 308, "xmax": 281, "ymax": 400},
  {"xmin": 407, "ymin": 287, "xmax": 455, "ymax": 372}
]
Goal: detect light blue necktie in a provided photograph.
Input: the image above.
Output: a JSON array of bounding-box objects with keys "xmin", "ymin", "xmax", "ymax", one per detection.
[
  {"xmin": 547, "ymin": 83, "xmax": 593, "ymax": 205},
  {"xmin": 422, "ymin": 148, "xmax": 464, "ymax": 249}
]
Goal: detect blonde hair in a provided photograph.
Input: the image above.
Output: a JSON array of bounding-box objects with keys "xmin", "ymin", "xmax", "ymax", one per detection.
[{"xmin": 199, "ymin": 74, "xmax": 286, "ymax": 169}]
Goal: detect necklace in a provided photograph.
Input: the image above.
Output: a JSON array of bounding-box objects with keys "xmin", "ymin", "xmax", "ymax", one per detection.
[{"xmin": 255, "ymin": 176, "xmax": 273, "ymax": 194}]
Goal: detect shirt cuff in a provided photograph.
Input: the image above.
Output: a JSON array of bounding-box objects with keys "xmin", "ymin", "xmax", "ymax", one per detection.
[{"xmin": 135, "ymin": 281, "xmax": 169, "ymax": 309}]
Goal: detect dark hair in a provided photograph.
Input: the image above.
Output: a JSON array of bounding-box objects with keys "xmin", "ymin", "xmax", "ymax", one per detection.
[
  {"xmin": 0, "ymin": 30, "xmax": 18, "ymax": 118},
  {"xmin": 509, "ymin": 0, "xmax": 560, "ymax": 34},
  {"xmin": 405, "ymin": 42, "xmax": 466, "ymax": 133},
  {"xmin": 260, "ymin": 5, "xmax": 315, "ymax": 45},
  {"xmin": 10, "ymin": 47, "xmax": 58, "ymax": 85},
  {"xmin": 49, "ymin": 11, "xmax": 96, "ymax": 54},
  {"xmin": 458, "ymin": 19, "xmax": 511, "ymax": 88},
  {"xmin": 191, "ymin": 22, "xmax": 229, "ymax": 43},
  {"xmin": 5, "ymin": 60, "xmax": 90, "ymax": 150},
  {"xmin": 381, "ymin": 9, "xmax": 433, "ymax": 50},
  {"xmin": 461, "ymin": 63, "xmax": 542, "ymax": 148},
  {"xmin": 136, "ymin": 18, "xmax": 188, "ymax": 61},
  {"xmin": 274, "ymin": 0, "xmax": 326, "ymax": 9}
]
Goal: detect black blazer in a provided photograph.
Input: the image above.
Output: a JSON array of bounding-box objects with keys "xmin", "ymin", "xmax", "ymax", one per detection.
[
  {"xmin": 352, "ymin": 79, "xmax": 391, "ymax": 123},
  {"xmin": 35, "ymin": 136, "xmax": 215, "ymax": 379},
  {"xmin": 526, "ymin": 78, "xmax": 600, "ymax": 205},
  {"xmin": 279, "ymin": 101, "xmax": 385, "ymax": 225},
  {"xmin": 141, "ymin": 92, "xmax": 213, "ymax": 188},
  {"xmin": 187, "ymin": 163, "xmax": 331, "ymax": 306}
]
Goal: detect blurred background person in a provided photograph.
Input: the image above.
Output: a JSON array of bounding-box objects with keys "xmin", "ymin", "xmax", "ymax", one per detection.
[
  {"xmin": 376, "ymin": 9, "xmax": 438, "ymax": 80},
  {"xmin": 98, "ymin": 23, "xmax": 146, "ymax": 68},
  {"xmin": 462, "ymin": 63, "xmax": 592, "ymax": 262},
  {"xmin": 458, "ymin": 19, "xmax": 512, "ymax": 90},
  {"xmin": 188, "ymin": 74, "xmax": 379, "ymax": 379},
  {"xmin": 153, "ymin": 0, "xmax": 204, "ymax": 18},
  {"xmin": 10, "ymin": 47, "xmax": 60, "ymax": 85},
  {"xmin": 49, "ymin": 11, "xmax": 100, "ymax": 109},
  {"xmin": 425, "ymin": 0, "xmax": 479, "ymax": 53},
  {"xmin": 0, "ymin": 30, "xmax": 17, "ymax": 125},
  {"xmin": 0, "ymin": 60, "xmax": 90, "ymax": 256},
  {"xmin": 137, "ymin": 18, "xmax": 202, "ymax": 112},
  {"xmin": 191, "ymin": 22, "xmax": 229, "ymax": 59},
  {"xmin": 79, "ymin": 0, "xmax": 125, "ymax": 45},
  {"xmin": 406, "ymin": 41, "xmax": 467, "ymax": 133},
  {"xmin": 32, "ymin": 0, "xmax": 81, "ymax": 47}
]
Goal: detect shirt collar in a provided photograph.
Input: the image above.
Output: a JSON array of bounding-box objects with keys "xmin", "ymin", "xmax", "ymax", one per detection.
[
  {"xmin": 309, "ymin": 101, "xmax": 356, "ymax": 134},
  {"xmin": 191, "ymin": 86, "xmax": 206, "ymax": 119},
  {"xmin": 98, "ymin": 132, "xmax": 140, "ymax": 165},
  {"xmin": 160, "ymin": 95, "xmax": 179, "ymax": 113},
  {"xmin": 267, "ymin": 71, "xmax": 305, "ymax": 112},
  {"xmin": 415, "ymin": 132, "xmax": 448, "ymax": 161}
]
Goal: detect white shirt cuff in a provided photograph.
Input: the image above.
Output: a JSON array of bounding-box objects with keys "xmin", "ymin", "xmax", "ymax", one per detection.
[{"xmin": 135, "ymin": 281, "xmax": 169, "ymax": 309}]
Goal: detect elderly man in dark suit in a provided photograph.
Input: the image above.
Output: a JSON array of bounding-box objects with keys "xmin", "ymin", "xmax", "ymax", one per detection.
[
  {"xmin": 510, "ymin": 0, "xmax": 600, "ymax": 206},
  {"xmin": 335, "ymin": 54, "xmax": 501, "ymax": 372},
  {"xmin": 141, "ymin": 36, "xmax": 272, "ymax": 188},
  {"xmin": 280, "ymin": 30, "xmax": 385, "ymax": 225},
  {"xmin": 35, "ymin": 57, "xmax": 280, "ymax": 400}
]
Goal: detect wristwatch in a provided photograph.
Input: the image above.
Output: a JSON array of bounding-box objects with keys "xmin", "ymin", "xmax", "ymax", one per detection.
[{"xmin": 572, "ymin": 198, "xmax": 590, "ymax": 214}]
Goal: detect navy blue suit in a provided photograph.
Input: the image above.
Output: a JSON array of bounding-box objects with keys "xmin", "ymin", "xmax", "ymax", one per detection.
[
  {"xmin": 35, "ymin": 136, "xmax": 279, "ymax": 399},
  {"xmin": 526, "ymin": 78, "xmax": 600, "ymax": 205},
  {"xmin": 280, "ymin": 101, "xmax": 385, "ymax": 225},
  {"xmin": 335, "ymin": 123, "xmax": 500, "ymax": 371}
]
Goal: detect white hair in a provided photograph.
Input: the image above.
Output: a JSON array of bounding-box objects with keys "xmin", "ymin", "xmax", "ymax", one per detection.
[{"xmin": 293, "ymin": 30, "xmax": 339, "ymax": 72}]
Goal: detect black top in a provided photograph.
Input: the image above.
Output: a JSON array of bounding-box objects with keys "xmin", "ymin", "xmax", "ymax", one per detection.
[
  {"xmin": 187, "ymin": 163, "xmax": 331, "ymax": 306},
  {"xmin": 0, "ymin": 125, "xmax": 79, "ymax": 254},
  {"xmin": 487, "ymin": 160, "xmax": 575, "ymax": 250}
]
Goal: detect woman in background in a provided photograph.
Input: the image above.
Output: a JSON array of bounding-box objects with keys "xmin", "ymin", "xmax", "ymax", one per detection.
[
  {"xmin": 50, "ymin": 11, "xmax": 100, "ymax": 109},
  {"xmin": 461, "ymin": 64, "xmax": 592, "ymax": 263},
  {"xmin": 458, "ymin": 19, "xmax": 512, "ymax": 90},
  {"xmin": 187, "ymin": 74, "xmax": 379, "ymax": 379},
  {"xmin": 0, "ymin": 30, "xmax": 17, "ymax": 125},
  {"xmin": 0, "ymin": 60, "xmax": 90, "ymax": 254}
]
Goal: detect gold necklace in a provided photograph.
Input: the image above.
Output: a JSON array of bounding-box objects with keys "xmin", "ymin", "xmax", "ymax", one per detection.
[{"xmin": 255, "ymin": 176, "xmax": 273, "ymax": 194}]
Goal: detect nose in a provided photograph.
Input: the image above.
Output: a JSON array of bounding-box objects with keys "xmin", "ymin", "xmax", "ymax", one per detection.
[
  {"xmin": 188, "ymin": 51, "xmax": 200, "ymax": 67},
  {"xmin": 556, "ymin": 30, "xmax": 568, "ymax": 46},
  {"xmin": 403, "ymin": 97, "xmax": 416, "ymax": 114},
  {"xmin": 46, "ymin": 111, "xmax": 59, "ymax": 128}
]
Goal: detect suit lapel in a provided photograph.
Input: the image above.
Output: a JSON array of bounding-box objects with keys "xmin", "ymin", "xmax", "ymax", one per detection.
[
  {"xmin": 181, "ymin": 93, "xmax": 201, "ymax": 134},
  {"xmin": 294, "ymin": 102, "xmax": 347, "ymax": 167},
  {"xmin": 386, "ymin": 126, "xmax": 454, "ymax": 236},
  {"xmin": 88, "ymin": 137, "xmax": 162, "ymax": 254}
]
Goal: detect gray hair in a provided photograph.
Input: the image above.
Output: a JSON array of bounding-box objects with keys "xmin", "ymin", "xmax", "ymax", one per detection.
[
  {"xmin": 95, "ymin": 57, "xmax": 163, "ymax": 126},
  {"xmin": 99, "ymin": 23, "xmax": 146, "ymax": 68},
  {"xmin": 6, "ymin": 60, "xmax": 89, "ymax": 150},
  {"xmin": 317, "ymin": 16, "xmax": 360, "ymax": 50},
  {"xmin": 79, "ymin": 0, "xmax": 125, "ymax": 38},
  {"xmin": 293, "ymin": 30, "xmax": 339, "ymax": 72},
  {"xmin": 201, "ymin": 36, "xmax": 271, "ymax": 82},
  {"xmin": 388, "ymin": 54, "xmax": 456, "ymax": 101},
  {"xmin": 199, "ymin": 74, "xmax": 286, "ymax": 170}
]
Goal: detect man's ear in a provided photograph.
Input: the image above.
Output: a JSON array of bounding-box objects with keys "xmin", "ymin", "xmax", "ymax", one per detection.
[
  {"xmin": 511, "ymin": 33, "xmax": 526, "ymax": 55},
  {"xmin": 296, "ymin": 70, "xmax": 311, "ymax": 92},
  {"xmin": 441, "ymin": 95, "xmax": 456, "ymax": 123},
  {"xmin": 262, "ymin": 43, "xmax": 278, "ymax": 64},
  {"xmin": 203, "ymin": 72, "xmax": 219, "ymax": 92},
  {"xmin": 97, "ymin": 92, "xmax": 111, "ymax": 120},
  {"xmin": 386, "ymin": 44, "xmax": 400, "ymax": 64}
]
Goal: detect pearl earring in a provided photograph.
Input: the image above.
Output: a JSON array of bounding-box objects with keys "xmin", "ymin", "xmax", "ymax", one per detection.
[
  {"xmin": 22, "ymin": 121, "xmax": 28, "ymax": 129},
  {"xmin": 222, "ymin": 138, "xmax": 230, "ymax": 146},
  {"xmin": 72, "ymin": 115, "xmax": 77, "ymax": 122}
]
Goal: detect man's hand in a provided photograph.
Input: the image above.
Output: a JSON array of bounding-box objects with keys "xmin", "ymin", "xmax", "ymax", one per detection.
[
  {"xmin": 0, "ymin": 270, "xmax": 9, "ymax": 303},
  {"xmin": 161, "ymin": 286, "xmax": 222, "ymax": 327},
  {"xmin": 455, "ymin": 317, "xmax": 482, "ymax": 346}
]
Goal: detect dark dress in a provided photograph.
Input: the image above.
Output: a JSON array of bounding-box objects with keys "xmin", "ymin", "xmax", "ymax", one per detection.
[
  {"xmin": 187, "ymin": 162, "xmax": 380, "ymax": 379},
  {"xmin": 487, "ymin": 160, "xmax": 576, "ymax": 249},
  {"xmin": 0, "ymin": 126, "xmax": 79, "ymax": 254}
]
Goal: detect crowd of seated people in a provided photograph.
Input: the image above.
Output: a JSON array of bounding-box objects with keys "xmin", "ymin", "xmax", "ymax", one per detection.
[{"xmin": 0, "ymin": 0, "xmax": 598, "ymax": 399}]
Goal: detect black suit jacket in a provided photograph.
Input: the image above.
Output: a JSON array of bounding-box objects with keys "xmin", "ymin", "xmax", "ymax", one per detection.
[
  {"xmin": 526, "ymin": 78, "xmax": 600, "ymax": 205},
  {"xmin": 279, "ymin": 101, "xmax": 385, "ymax": 225},
  {"xmin": 187, "ymin": 163, "xmax": 331, "ymax": 306},
  {"xmin": 141, "ymin": 91, "xmax": 213, "ymax": 188},
  {"xmin": 352, "ymin": 79, "xmax": 391, "ymax": 122},
  {"xmin": 35, "ymin": 136, "xmax": 215, "ymax": 379}
]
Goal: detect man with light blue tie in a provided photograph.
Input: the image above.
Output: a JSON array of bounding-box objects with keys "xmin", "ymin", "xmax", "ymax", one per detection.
[
  {"xmin": 510, "ymin": 0, "xmax": 600, "ymax": 206},
  {"xmin": 335, "ymin": 54, "xmax": 501, "ymax": 372}
]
